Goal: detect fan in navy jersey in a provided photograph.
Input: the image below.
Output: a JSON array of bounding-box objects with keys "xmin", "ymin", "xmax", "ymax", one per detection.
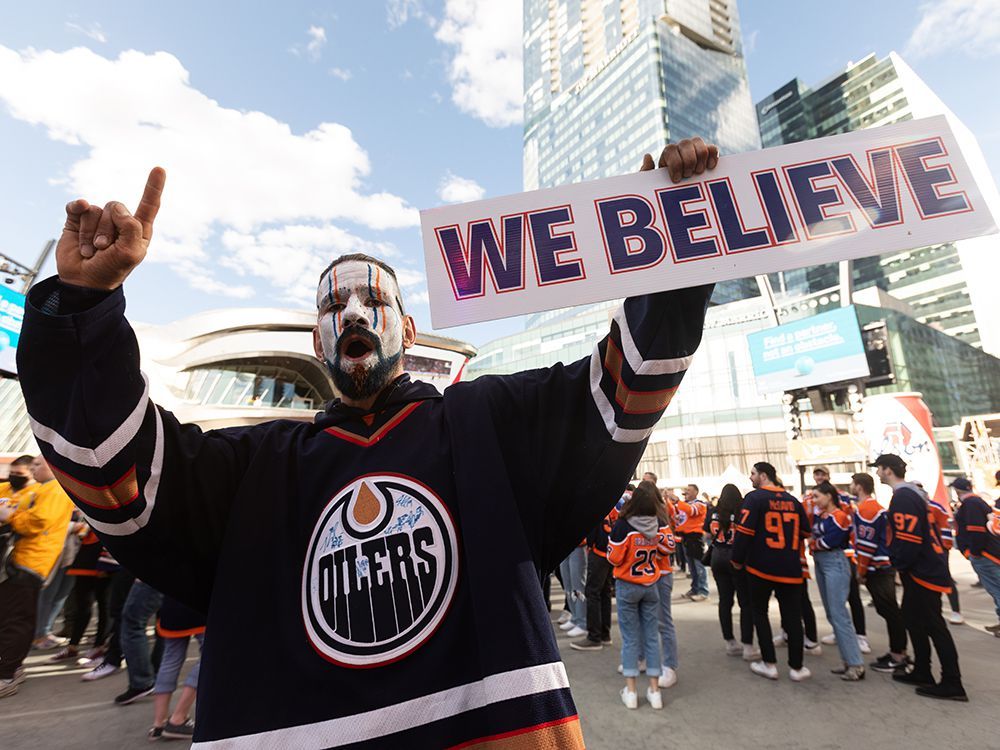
[
  {"xmin": 812, "ymin": 466, "xmax": 868, "ymax": 653},
  {"xmin": 850, "ymin": 472, "xmax": 909, "ymax": 673},
  {"xmin": 873, "ymin": 454, "xmax": 968, "ymax": 702},
  {"xmin": 16, "ymin": 139, "xmax": 718, "ymax": 746},
  {"xmin": 951, "ymin": 477, "xmax": 1000, "ymax": 635},
  {"xmin": 808, "ymin": 482, "xmax": 864, "ymax": 681},
  {"xmin": 732, "ymin": 462, "xmax": 812, "ymax": 682}
]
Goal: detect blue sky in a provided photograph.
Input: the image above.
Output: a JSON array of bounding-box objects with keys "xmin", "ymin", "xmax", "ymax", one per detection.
[{"xmin": 0, "ymin": 0, "xmax": 997, "ymax": 347}]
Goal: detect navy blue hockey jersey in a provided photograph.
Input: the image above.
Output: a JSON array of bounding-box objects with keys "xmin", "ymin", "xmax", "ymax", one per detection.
[
  {"xmin": 887, "ymin": 483, "xmax": 952, "ymax": 593},
  {"xmin": 954, "ymin": 494, "xmax": 1000, "ymax": 564},
  {"xmin": 18, "ymin": 276, "xmax": 710, "ymax": 749},
  {"xmin": 732, "ymin": 485, "xmax": 810, "ymax": 584}
]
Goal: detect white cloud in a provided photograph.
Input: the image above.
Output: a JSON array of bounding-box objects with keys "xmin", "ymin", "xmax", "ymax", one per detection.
[
  {"xmin": 386, "ymin": 0, "xmax": 432, "ymax": 29},
  {"xmin": 906, "ymin": 0, "xmax": 1000, "ymax": 59},
  {"xmin": 219, "ymin": 224, "xmax": 427, "ymax": 307},
  {"xmin": 435, "ymin": 0, "xmax": 522, "ymax": 128},
  {"xmin": 328, "ymin": 66, "xmax": 352, "ymax": 81},
  {"xmin": 65, "ymin": 21, "xmax": 107, "ymax": 44},
  {"xmin": 0, "ymin": 46, "xmax": 418, "ymax": 301},
  {"xmin": 437, "ymin": 171, "xmax": 485, "ymax": 203},
  {"xmin": 306, "ymin": 26, "xmax": 327, "ymax": 60},
  {"xmin": 291, "ymin": 25, "xmax": 327, "ymax": 61}
]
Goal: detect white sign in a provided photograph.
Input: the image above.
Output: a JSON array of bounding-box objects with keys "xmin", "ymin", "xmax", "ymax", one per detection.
[
  {"xmin": 864, "ymin": 392, "xmax": 948, "ymax": 504},
  {"xmin": 420, "ymin": 116, "xmax": 997, "ymax": 328}
]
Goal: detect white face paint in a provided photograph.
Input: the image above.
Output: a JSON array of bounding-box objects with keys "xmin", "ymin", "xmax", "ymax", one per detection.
[{"xmin": 316, "ymin": 260, "xmax": 406, "ymax": 398}]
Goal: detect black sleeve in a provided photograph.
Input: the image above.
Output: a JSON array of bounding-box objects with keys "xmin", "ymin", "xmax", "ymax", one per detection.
[
  {"xmin": 18, "ymin": 277, "xmax": 269, "ymax": 609},
  {"xmin": 472, "ymin": 285, "xmax": 712, "ymax": 575}
]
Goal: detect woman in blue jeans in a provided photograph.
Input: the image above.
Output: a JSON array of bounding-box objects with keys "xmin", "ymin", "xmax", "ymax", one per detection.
[
  {"xmin": 608, "ymin": 481, "xmax": 672, "ymax": 710},
  {"xmin": 148, "ymin": 596, "xmax": 205, "ymax": 740},
  {"xmin": 654, "ymin": 489, "xmax": 679, "ymax": 688},
  {"xmin": 810, "ymin": 482, "xmax": 865, "ymax": 681}
]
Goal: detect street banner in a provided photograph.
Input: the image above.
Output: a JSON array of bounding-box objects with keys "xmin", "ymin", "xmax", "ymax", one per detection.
[
  {"xmin": 864, "ymin": 392, "xmax": 949, "ymax": 505},
  {"xmin": 420, "ymin": 115, "xmax": 997, "ymax": 328}
]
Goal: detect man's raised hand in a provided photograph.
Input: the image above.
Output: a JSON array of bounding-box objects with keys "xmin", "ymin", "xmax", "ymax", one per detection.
[
  {"xmin": 56, "ymin": 167, "xmax": 166, "ymax": 290},
  {"xmin": 639, "ymin": 137, "xmax": 719, "ymax": 181}
]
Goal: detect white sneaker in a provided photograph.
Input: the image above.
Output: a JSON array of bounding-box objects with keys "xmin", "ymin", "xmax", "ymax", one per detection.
[
  {"xmin": 949, "ymin": 611, "xmax": 964, "ymax": 625},
  {"xmin": 857, "ymin": 635, "xmax": 871, "ymax": 654},
  {"xmin": 556, "ymin": 611, "xmax": 572, "ymax": 625},
  {"xmin": 804, "ymin": 642, "xmax": 823, "ymax": 657},
  {"xmin": 620, "ymin": 687, "xmax": 638, "ymax": 709},
  {"xmin": 81, "ymin": 663, "xmax": 119, "ymax": 682},
  {"xmin": 789, "ymin": 666, "xmax": 812, "ymax": 682},
  {"xmin": 559, "ymin": 621, "xmax": 576, "ymax": 631},
  {"xmin": 773, "ymin": 632, "xmax": 787, "ymax": 647},
  {"xmin": 565, "ymin": 626, "xmax": 587, "ymax": 638},
  {"xmin": 657, "ymin": 667, "xmax": 677, "ymax": 689},
  {"xmin": 821, "ymin": 633, "xmax": 837, "ymax": 645},
  {"xmin": 725, "ymin": 640, "xmax": 742, "ymax": 656},
  {"xmin": 750, "ymin": 661, "xmax": 779, "ymax": 680},
  {"xmin": 743, "ymin": 644, "xmax": 761, "ymax": 662},
  {"xmin": 646, "ymin": 688, "xmax": 663, "ymax": 709},
  {"xmin": 617, "ymin": 663, "xmax": 624, "ymax": 674}
]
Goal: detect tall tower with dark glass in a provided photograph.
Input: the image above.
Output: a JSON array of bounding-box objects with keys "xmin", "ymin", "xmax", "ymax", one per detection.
[
  {"xmin": 522, "ymin": 0, "xmax": 761, "ymax": 304},
  {"xmin": 471, "ymin": 1, "xmax": 801, "ymax": 485}
]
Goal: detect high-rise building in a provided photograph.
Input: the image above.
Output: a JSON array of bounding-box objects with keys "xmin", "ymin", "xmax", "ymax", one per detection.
[
  {"xmin": 523, "ymin": 0, "xmax": 758, "ymax": 192},
  {"xmin": 469, "ymin": 16, "xmax": 1000, "ymax": 493},
  {"xmin": 520, "ymin": 0, "xmax": 762, "ymax": 307},
  {"xmin": 756, "ymin": 52, "xmax": 1000, "ymax": 352},
  {"xmin": 472, "ymin": 0, "xmax": 790, "ymax": 488}
]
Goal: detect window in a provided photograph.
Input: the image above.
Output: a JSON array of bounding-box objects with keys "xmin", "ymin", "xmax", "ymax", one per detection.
[{"xmin": 182, "ymin": 362, "xmax": 328, "ymax": 410}]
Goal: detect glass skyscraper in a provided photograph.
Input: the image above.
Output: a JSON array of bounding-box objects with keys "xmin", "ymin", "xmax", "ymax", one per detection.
[
  {"xmin": 523, "ymin": 0, "xmax": 758, "ymax": 192},
  {"xmin": 469, "ymin": 19, "xmax": 1000, "ymax": 492},
  {"xmin": 756, "ymin": 53, "xmax": 1000, "ymax": 351},
  {"xmin": 472, "ymin": 0, "xmax": 793, "ymax": 487},
  {"xmin": 520, "ymin": 0, "xmax": 760, "ymax": 315}
]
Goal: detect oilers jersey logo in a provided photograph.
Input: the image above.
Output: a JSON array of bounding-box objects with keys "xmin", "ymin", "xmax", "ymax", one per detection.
[{"xmin": 302, "ymin": 473, "xmax": 459, "ymax": 667}]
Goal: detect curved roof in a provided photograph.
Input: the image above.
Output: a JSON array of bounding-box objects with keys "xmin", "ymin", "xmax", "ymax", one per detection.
[{"xmin": 135, "ymin": 307, "xmax": 477, "ymax": 357}]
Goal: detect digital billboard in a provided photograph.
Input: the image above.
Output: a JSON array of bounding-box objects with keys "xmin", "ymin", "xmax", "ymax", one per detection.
[
  {"xmin": 0, "ymin": 285, "xmax": 25, "ymax": 375},
  {"xmin": 748, "ymin": 305, "xmax": 870, "ymax": 395}
]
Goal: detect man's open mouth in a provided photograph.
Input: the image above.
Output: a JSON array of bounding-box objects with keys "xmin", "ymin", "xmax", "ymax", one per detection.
[{"xmin": 340, "ymin": 332, "xmax": 377, "ymax": 361}]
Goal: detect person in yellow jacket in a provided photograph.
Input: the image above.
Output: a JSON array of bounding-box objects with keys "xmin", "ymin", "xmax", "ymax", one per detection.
[{"xmin": 0, "ymin": 456, "xmax": 74, "ymax": 697}]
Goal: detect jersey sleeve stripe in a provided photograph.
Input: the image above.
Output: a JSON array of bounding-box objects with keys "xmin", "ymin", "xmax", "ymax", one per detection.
[
  {"xmin": 588, "ymin": 349, "xmax": 656, "ymax": 443},
  {"xmin": 603, "ymin": 338, "xmax": 679, "ymax": 415},
  {"xmin": 612, "ymin": 306, "xmax": 694, "ymax": 376},
  {"xmin": 29, "ymin": 374, "xmax": 150, "ymax": 468},
  {"xmin": 64, "ymin": 405, "xmax": 164, "ymax": 537}
]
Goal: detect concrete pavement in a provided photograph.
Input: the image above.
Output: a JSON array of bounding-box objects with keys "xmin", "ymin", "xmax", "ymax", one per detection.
[{"xmin": 0, "ymin": 556, "xmax": 997, "ymax": 749}]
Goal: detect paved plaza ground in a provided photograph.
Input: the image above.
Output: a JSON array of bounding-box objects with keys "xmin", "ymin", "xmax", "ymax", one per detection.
[{"xmin": 1, "ymin": 555, "xmax": 997, "ymax": 749}]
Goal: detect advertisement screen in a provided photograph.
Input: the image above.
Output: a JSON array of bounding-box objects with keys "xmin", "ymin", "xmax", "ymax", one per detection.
[
  {"xmin": 0, "ymin": 285, "xmax": 25, "ymax": 375},
  {"xmin": 747, "ymin": 305, "xmax": 870, "ymax": 394}
]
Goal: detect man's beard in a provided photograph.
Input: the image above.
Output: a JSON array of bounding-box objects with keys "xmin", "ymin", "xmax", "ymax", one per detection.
[{"xmin": 326, "ymin": 328, "xmax": 402, "ymax": 402}]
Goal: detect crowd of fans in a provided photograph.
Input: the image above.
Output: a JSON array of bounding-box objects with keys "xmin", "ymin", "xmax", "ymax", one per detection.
[
  {"xmin": 3, "ymin": 450, "xmax": 1000, "ymax": 727},
  {"xmin": 0, "ymin": 455, "xmax": 203, "ymax": 741},
  {"xmin": 553, "ymin": 460, "xmax": 1000, "ymax": 710}
]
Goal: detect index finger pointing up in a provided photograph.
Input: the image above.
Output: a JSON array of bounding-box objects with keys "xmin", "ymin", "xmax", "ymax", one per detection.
[{"xmin": 134, "ymin": 167, "xmax": 166, "ymax": 240}]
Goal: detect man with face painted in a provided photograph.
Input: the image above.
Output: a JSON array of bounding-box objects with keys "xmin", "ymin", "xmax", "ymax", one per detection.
[{"xmin": 17, "ymin": 138, "xmax": 717, "ymax": 745}]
